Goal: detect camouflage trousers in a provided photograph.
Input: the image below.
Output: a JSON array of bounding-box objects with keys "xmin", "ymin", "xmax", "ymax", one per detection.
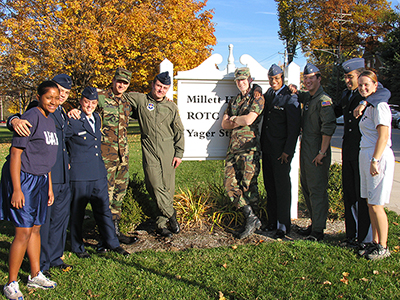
[
  {"xmin": 104, "ymin": 151, "xmax": 129, "ymax": 220},
  {"xmin": 224, "ymin": 151, "xmax": 260, "ymax": 209}
]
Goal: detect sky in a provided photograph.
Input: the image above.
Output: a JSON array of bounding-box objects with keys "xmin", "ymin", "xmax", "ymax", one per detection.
[
  {"xmin": 204, "ymin": 0, "xmax": 400, "ymax": 72},
  {"xmin": 203, "ymin": 0, "xmax": 307, "ymax": 71}
]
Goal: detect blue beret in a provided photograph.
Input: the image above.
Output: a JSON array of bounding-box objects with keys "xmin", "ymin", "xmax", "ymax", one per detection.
[
  {"xmin": 268, "ymin": 64, "xmax": 283, "ymax": 76},
  {"xmin": 303, "ymin": 63, "xmax": 320, "ymax": 75},
  {"xmin": 52, "ymin": 74, "xmax": 72, "ymax": 90},
  {"xmin": 82, "ymin": 86, "xmax": 98, "ymax": 101},
  {"xmin": 155, "ymin": 71, "xmax": 171, "ymax": 85},
  {"xmin": 342, "ymin": 58, "xmax": 365, "ymax": 73}
]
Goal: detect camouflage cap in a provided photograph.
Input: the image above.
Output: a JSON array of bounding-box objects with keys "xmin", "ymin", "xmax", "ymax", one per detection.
[
  {"xmin": 234, "ymin": 67, "xmax": 251, "ymax": 81},
  {"xmin": 82, "ymin": 86, "xmax": 98, "ymax": 100},
  {"xmin": 114, "ymin": 68, "xmax": 132, "ymax": 84}
]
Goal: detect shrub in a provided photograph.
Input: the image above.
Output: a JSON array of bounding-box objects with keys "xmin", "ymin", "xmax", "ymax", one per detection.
[{"xmin": 119, "ymin": 173, "xmax": 150, "ymax": 233}]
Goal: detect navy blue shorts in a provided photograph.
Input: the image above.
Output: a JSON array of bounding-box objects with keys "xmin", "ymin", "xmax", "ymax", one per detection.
[{"xmin": 1, "ymin": 161, "xmax": 49, "ymax": 228}]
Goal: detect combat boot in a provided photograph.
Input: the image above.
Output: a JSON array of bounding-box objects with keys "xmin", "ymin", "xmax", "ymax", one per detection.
[
  {"xmin": 238, "ymin": 205, "xmax": 262, "ymax": 239},
  {"xmin": 169, "ymin": 209, "xmax": 180, "ymax": 234},
  {"xmin": 114, "ymin": 219, "xmax": 139, "ymax": 245}
]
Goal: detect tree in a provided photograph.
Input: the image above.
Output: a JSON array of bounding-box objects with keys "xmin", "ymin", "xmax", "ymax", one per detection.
[
  {"xmin": 0, "ymin": 0, "xmax": 216, "ymax": 107},
  {"xmin": 275, "ymin": 0, "xmax": 308, "ymax": 64},
  {"xmin": 380, "ymin": 14, "xmax": 400, "ymax": 105},
  {"xmin": 276, "ymin": 0, "xmax": 394, "ymax": 66}
]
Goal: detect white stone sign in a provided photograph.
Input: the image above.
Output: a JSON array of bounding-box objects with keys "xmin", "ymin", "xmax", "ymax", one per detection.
[{"xmin": 176, "ymin": 45, "xmax": 270, "ymax": 160}]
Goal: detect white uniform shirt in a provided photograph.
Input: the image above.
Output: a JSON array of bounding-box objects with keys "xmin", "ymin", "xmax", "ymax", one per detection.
[{"xmin": 359, "ymin": 102, "xmax": 392, "ymax": 149}]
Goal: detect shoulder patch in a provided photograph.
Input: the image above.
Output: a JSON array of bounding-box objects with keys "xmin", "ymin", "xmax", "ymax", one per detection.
[
  {"xmin": 321, "ymin": 99, "xmax": 332, "ymax": 107},
  {"xmin": 320, "ymin": 94, "xmax": 332, "ymax": 107}
]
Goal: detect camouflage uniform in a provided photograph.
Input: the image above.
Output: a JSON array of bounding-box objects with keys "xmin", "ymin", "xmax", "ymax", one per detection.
[
  {"xmin": 224, "ymin": 86, "xmax": 264, "ymax": 209},
  {"xmin": 124, "ymin": 92, "xmax": 185, "ymax": 229},
  {"xmin": 97, "ymin": 88, "xmax": 131, "ymax": 219}
]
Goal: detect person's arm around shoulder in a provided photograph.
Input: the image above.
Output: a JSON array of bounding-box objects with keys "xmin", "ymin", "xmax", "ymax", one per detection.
[
  {"xmin": 354, "ymin": 83, "xmax": 391, "ymax": 119},
  {"xmin": 9, "ymin": 147, "xmax": 25, "ymax": 209}
]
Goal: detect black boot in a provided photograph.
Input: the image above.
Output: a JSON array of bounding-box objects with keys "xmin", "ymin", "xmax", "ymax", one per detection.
[
  {"xmin": 114, "ymin": 219, "xmax": 139, "ymax": 245},
  {"xmin": 238, "ymin": 205, "xmax": 262, "ymax": 239},
  {"xmin": 169, "ymin": 210, "xmax": 180, "ymax": 234}
]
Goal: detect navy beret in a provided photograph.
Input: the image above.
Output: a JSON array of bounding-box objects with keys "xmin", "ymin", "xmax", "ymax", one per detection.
[
  {"xmin": 155, "ymin": 71, "xmax": 171, "ymax": 85},
  {"xmin": 268, "ymin": 64, "xmax": 283, "ymax": 77},
  {"xmin": 303, "ymin": 63, "xmax": 320, "ymax": 75},
  {"xmin": 342, "ymin": 58, "xmax": 365, "ymax": 74},
  {"xmin": 82, "ymin": 86, "xmax": 98, "ymax": 101},
  {"xmin": 52, "ymin": 74, "xmax": 72, "ymax": 90}
]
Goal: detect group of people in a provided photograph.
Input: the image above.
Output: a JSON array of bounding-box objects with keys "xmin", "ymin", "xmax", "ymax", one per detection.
[
  {"xmin": 0, "ymin": 69, "xmax": 184, "ymax": 300},
  {"xmin": 0, "ymin": 58, "xmax": 395, "ymax": 299},
  {"xmin": 222, "ymin": 58, "xmax": 394, "ymax": 261}
]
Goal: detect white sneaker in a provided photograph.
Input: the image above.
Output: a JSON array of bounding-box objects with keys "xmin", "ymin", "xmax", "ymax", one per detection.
[
  {"xmin": 366, "ymin": 244, "xmax": 391, "ymax": 260},
  {"xmin": 3, "ymin": 281, "xmax": 24, "ymax": 300},
  {"xmin": 27, "ymin": 271, "xmax": 57, "ymax": 289}
]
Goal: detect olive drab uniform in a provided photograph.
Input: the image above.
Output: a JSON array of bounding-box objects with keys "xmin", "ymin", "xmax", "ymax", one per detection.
[
  {"xmin": 224, "ymin": 86, "xmax": 265, "ymax": 209},
  {"xmin": 124, "ymin": 92, "xmax": 184, "ymax": 229},
  {"xmin": 97, "ymin": 88, "xmax": 131, "ymax": 219},
  {"xmin": 300, "ymin": 86, "xmax": 336, "ymax": 232}
]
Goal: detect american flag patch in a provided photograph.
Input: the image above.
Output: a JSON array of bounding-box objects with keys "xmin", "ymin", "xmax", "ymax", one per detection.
[{"xmin": 321, "ymin": 100, "xmax": 332, "ymax": 107}]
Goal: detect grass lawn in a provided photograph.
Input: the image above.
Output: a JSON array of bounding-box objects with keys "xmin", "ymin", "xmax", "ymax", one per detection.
[{"xmin": 0, "ymin": 123, "xmax": 400, "ymax": 299}]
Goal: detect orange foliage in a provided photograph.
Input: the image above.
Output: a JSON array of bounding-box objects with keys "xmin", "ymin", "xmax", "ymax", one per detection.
[{"xmin": 0, "ymin": 0, "xmax": 216, "ymax": 104}]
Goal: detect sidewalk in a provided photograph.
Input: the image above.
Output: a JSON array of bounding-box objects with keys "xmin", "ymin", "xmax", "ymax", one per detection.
[{"xmin": 331, "ymin": 147, "xmax": 400, "ymax": 215}]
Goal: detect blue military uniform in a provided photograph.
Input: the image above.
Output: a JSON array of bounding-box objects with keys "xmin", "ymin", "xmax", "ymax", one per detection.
[
  {"xmin": 67, "ymin": 101, "xmax": 120, "ymax": 254},
  {"xmin": 335, "ymin": 58, "xmax": 390, "ymax": 244},
  {"xmin": 262, "ymin": 64, "xmax": 301, "ymax": 234}
]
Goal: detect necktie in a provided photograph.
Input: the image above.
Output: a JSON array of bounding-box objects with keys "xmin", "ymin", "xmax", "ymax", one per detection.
[{"xmin": 89, "ymin": 117, "xmax": 95, "ymax": 133}]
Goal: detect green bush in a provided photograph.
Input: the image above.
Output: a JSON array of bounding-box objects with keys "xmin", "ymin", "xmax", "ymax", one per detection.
[
  {"xmin": 299, "ymin": 163, "xmax": 344, "ymax": 220},
  {"xmin": 119, "ymin": 173, "xmax": 150, "ymax": 233}
]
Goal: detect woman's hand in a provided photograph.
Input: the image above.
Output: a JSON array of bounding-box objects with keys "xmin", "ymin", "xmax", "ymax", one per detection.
[
  {"xmin": 370, "ymin": 161, "xmax": 379, "ymax": 176},
  {"xmin": 11, "ymin": 189, "xmax": 25, "ymax": 209}
]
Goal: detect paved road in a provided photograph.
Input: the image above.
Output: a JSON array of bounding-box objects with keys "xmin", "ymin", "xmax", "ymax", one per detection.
[
  {"xmin": 331, "ymin": 125, "xmax": 400, "ymax": 214},
  {"xmin": 332, "ymin": 125, "xmax": 400, "ymax": 162}
]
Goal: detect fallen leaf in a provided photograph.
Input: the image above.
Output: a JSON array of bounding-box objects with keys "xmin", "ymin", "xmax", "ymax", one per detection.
[
  {"xmin": 323, "ymin": 280, "xmax": 332, "ymax": 285},
  {"xmin": 392, "ymin": 222, "xmax": 399, "ymax": 226},
  {"xmin": 222, "ymin": 263, "xmax": 227, "ymax": 268},
  {"xmin": 231, "ymin": 245, "xmax": 238, "ymax": 250},
  {"xmin": 360, "ymin": 278, "xmax": 369, "ymax": 282},
  {"xmin": 373, "ymin": 270, "xmax": 379, "ymax": 275},
  {"xmin": 301, "ymin": 277, "xmax": 306, "ymax": 280},
  {"xmin": 218, "ymin": 291, "xmax": 227, "ymax": 300},
  {"xmin": 342, "ymin": 272, "xmax": 349, "ymax": 277},
  {"xmin": 175, "ymin": 274, "xmax": 181, "ymax": 279}
]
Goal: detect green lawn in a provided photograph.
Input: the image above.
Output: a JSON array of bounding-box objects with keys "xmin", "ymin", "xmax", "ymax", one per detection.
[{"xmin": 0, "ymin": 123, "xmax": 400, "ymax": 299}]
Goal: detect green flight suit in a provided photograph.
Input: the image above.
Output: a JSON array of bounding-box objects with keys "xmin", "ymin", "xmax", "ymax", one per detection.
[
  {"xmin": 300, "ymin": 86, "xmax": 336, "ymax": 232},
  {"xmin": 124, "ymin": 92, "xmax": 185, "ymax": 229}
]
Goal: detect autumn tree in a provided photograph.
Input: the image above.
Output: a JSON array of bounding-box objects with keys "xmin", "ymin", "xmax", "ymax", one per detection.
[
  {"xmin": 275, "ymin": 0, "xmax": 394, "ymax": 65},
  {"xmin": 0, "ymin": 0, "xmax": 216, "ymax": 108},
  {"xmin": 380, "ymin": 13, "xmax": 400, "ymax": 105}
]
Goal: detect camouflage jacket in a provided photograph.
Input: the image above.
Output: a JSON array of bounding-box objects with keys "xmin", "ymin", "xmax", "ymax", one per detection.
[
  {"xmin": 224, "ymin": 86, "xmax": 265, "ymax": 154},
  {"xmin": 97, "ymin": 88, "xmax": 132, "ymax": 158}
]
